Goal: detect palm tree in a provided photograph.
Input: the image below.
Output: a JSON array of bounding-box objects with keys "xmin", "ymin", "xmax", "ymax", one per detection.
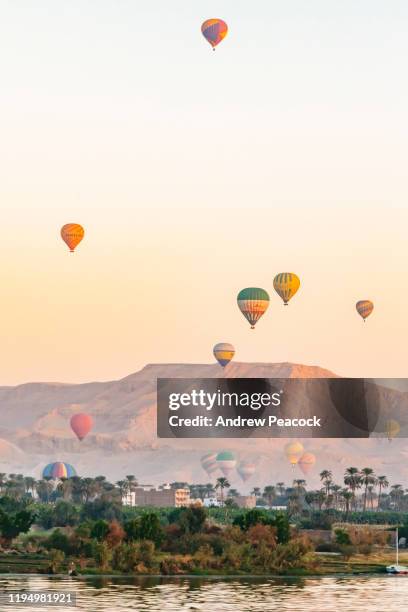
[
  {"xmin": 5, "ymin": 475, "xmax": 25, "ymax": 500},
  {"xmin": 360, "ymin": 468, "xmax": 376, "ymax": 511},
  {"xmin": 251, "ymin": 487, "xmax": 261, "ymax": 497},
  {"xmin": 304, "ymin": 491, "xmax": 318, "ymax": 510},
  {"xmin": 344, "ymin": 467, "xmax": 362, "ymax": 510},
  {"xmin": 367, "ymin": 485, "xmax": 376, "ymax": 510},
  {"xmin": 116, "ymin": 480, "xmax": 129, "ymax": 500},
  {"xmin": 390, "ymin": 484, "xmax": 403, "ymax": 511},
  {"xmin": 125, "ymin": 475, "xmax": 138, "ymax": 493},
  {"xmin": 276, "ymin": 482, "xmax": 285, "ymax": 497},
  {"xmin": 92, "ymin": 476, "xmax": 106, "ymax": 498},
  {"xmin": 36, "ymin": 479, "xmax": 54, "ymax": 503},
  {"xmin": 320, "ymin": 470, "xmax": 332, "ymax": 496},
  {"xmin": 331, "ymin": 484, "xmax": 342, "ymax": 510},
  {"xmin": 293, "ymin": 479, "xmax": 306, "ymax": 495},
  {"xmin": 263, "ymin": 485, "xmax": 276, "ymax": 507},
  {"xmin": 317, "ymin": 488, "xmax": 326, "ymax": 511},
  {"xmin": 288, "ymin": 491, "xmax": 302, "ymax": 517},
  {"xmin": 228, "ymin": 488, "xmax": 239, "ymax": 498},
  {"xmin": 340, "ymin": 489, "xmax": 353, "ymax": 516},
  {"xmin": 56, "ymin": 477, "xmax": 74, "ymax": 501},
  {"xmin": 197, "ymin": 484, "xmax": 208, "ymax": 500},
  {"xmin": 82, "ymin": 477, "xmax": 98, "ymax": 502},
  {"xmin": 205, "ymin": 483, "xmax": 215, "ymax": 498},
  {"xmin": 101, "ymin": 481, "xmax": 122, "ymax": 504},
  {"xmin": 69, "ymin": 476, "xmax": 86, "ymax": 503},
  {"xmin": 215, "ymin": 477, "xmax": 230, "ymax": 506},
  {"xmin": 377, "ymin": 476, "xmax": 389, "ymax": 510}
]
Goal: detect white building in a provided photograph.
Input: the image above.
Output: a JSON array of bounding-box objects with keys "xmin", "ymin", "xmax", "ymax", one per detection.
[{"xmin": 203, "ymin": 497, "xmax": 221, "ymax": 507}]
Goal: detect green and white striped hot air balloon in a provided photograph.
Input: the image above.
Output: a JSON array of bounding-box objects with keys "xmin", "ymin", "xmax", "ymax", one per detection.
[
  {"xmin": 237, "ymin": 287, "xmax": 270, "ymax": 329},
  {"xmin": 216, "ymin": 451, "xmax": 237, "ymax": 477}
]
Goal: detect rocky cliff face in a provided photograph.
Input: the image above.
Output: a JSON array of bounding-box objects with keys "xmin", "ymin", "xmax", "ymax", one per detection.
[{"xmin": 0, "ymin": 363, "xmax": 405, "ymax": 488}]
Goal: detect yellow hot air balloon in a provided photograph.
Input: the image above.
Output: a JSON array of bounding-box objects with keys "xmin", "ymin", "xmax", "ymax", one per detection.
[
  {"xmin": 284, "ymin": 441, "xmax": 304, "ymax": 469},
  {"xmin": 385, "ymin": 419, "xmax": 400, "ymax": 442},
  {"xmin": 213, "ymin": 343, "xmax": 235, "ymax": 367},
  {"xmin": 356, "ymin": 300, "xmax": 374, "ymax": 322},
  {"xmin": 61, "ymin": 224, "xmax": 85, "ymax": 253},
  {"xmin": 273, "ymin": 273, "xmax": 300, "ymax": 305}
]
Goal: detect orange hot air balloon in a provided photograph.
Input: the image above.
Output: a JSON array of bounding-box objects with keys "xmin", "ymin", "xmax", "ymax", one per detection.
[
  {"xmin": 298, "ymin": 452, "xmax": 316, "ymax": 476},
  {"xmin": 201, "ymin": 19, "xmax": 228, "ymax": 49},
  {"xmin": 70, "ymin": 413, "xmax": 93, "ymax": 441},
  {"xmin": 356, "ymin": 300, "xmax": 374, "ymax": 322},
  {"xmin": 61, "ymin": 223, "xmax": 85, "ymax": 253}
]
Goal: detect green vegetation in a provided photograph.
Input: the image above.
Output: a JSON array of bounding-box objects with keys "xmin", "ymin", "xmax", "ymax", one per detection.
[{"xmin": 0, "ymin": 470, "xmax": 405, "ymax": 576}]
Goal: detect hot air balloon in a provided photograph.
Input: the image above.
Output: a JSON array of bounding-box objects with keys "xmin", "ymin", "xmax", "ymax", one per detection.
[
  {"xmin": 284, "ymin": 442, "xmax": 304, "ymax": 469},
  {"xmin": 213, "ymin": 343, "xmax": 235, "ymax": 367},
  {"xmin": 61, "ymin": 223, "xmax": 85, "ymax": 253},
  {"xmin": 298, "ymin": 452, "xmax": 316, "ymax": 476},
  {"xmin": 70, "ymin": 413, "xmax": 93, "ymax": 441},
  {"xmin": 237, "ymin": 288, "xmax": 270, "ymax": 329},
  {"xmin": 42, "ymin": 462, "xmax": 77, "ymax": 480},
  {"xmin": 273, "ymin": 273, "xmax": 300, "ymax": 305},
  {"xmin": 201, "ymin": 453, "xmax": 219, "ymax": 477},
  {"xmin": 237, "ymin": 461, "xmax": 256, "ymax": 482},
  {"xmin": 216, "ymin": 451, "xmax": 236, "ymax": 477},
  {"xmin": 356, "ymin": 300, "xmax": 374, "ymax": 322},
  {"xmin": 386, "ymin": 419, "xmax": 400, "ymax": 442},
  {"xmin": 201, "ymin": 19, "xmax": 228, "ymax": 50}
]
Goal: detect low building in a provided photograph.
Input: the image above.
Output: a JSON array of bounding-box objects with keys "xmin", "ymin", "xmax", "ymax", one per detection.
[
  {"xmin": 235, "ymin": 495, "xmax": 256, "ymax": 509},
  {"xmin": 123, "ymin": 487, "xmax": 190, "ymax": 508},
  {"xmin": 203, "ymin": 497, "xmax": 221, "ymax": 508}
]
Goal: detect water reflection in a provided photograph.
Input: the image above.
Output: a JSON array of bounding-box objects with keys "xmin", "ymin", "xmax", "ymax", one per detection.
[{"xmin": 0, "ymin": 574, "xmax": 407, "ymax": 611}]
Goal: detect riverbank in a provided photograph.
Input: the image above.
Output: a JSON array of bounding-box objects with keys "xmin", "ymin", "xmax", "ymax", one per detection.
[{"xmin": 0, "ymin": 550, "xmax": 405, "ymax": 577}]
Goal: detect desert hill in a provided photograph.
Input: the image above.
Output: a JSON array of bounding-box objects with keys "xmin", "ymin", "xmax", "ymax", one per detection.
[{"xmin": 0, "ymin": 363, "xmax": 406, "ymax": 489}]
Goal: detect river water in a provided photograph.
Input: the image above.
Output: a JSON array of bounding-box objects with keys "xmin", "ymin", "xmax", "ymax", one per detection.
[{"xmin": 0, "ymin": 575, "xmax": 407, "ymax": 611}]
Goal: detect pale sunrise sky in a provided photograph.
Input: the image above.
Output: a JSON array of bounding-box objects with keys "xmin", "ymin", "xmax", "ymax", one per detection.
[{"xmin": 0, "ymin": 1, "xmax": 407, "ymax": 384}]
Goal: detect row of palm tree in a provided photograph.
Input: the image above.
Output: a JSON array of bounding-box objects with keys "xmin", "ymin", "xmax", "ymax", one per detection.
[
  {"xmin": 0, "ymin": 473, "xmax": 138, "ymax": 505},
  {"xmin": 0, "ymin": 469, "xmax": 407, "ymax": 513},
  {"xmin": 189, "ymin": 469, "xmax": 407, "ymax": 514},
  {"xmin": 319, "ymin": 468, "xmax": 401, "ymax": 511}
]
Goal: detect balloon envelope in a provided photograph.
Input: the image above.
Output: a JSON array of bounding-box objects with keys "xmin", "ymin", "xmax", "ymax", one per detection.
[
  {"xmin": 216, "ymin": 450, "xmax": 236, "ymax": 476},
  {"xmin": 201, "ymin": 453, "xmax": 219, "ymax": 475},
  {"xmin": 201, "ymin": 19, "xmax": 228, "ymax": 48},
  {"xmin": 273, "ymin": 273, "xmax": 300, "ymax": 305},
  {"xmin": 213, "ymin": 343, "xmax": 235, "ymax": 367},
  {"xmin": 237, "ymin": 461, "xmax": 256, "ymax": 482},
  {"xmin": 61, "ymin": 223, "xmax": 85, "ymax": 252},
  {"xmin": 284, "ymin": 442, "xmax": 304, "ymax": 466},
  {"xmin": 356, "ymin": 300, "xmax": 374, "ymax": 321},
  {"xmin": 70, "ymin": 413, "xmax": 93, "ymax": 441},
  {"xmin": 237, "ymin": 287, "xmax": 270, "ymax": 329},
  {"xmin": 298, "ymin": 452, "xmax": 316, "ymax": 476},
  {"xmin": 42, "ymin": 462, "xmax": 77, "ymax": 479}
]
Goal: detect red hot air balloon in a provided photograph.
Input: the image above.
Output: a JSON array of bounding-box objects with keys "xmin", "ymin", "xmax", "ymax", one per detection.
[
  {"xmin": 298, "ymin": 452, "xmax": 316, "ymax": 476},
  {"xmin": 70, "ymin": 413, "xmax": 93, "ymax": 441}
]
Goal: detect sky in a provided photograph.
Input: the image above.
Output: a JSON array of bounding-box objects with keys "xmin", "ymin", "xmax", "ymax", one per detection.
[{"xmin": 0, "ymin": 1, "xmax": 407, "ymax": 384}]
